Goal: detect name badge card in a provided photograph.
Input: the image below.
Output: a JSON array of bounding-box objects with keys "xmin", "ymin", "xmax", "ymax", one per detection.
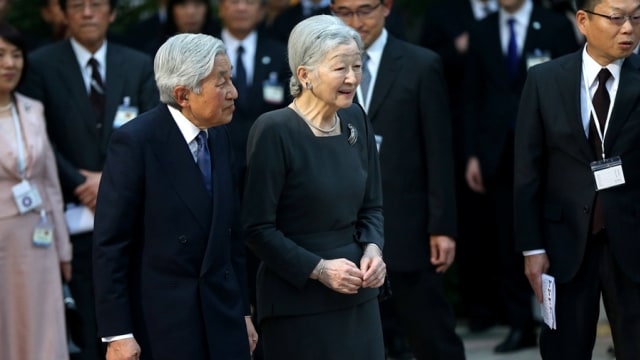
[
  {"xmin": 113, "ymin": 96, "xmax": 138, "ymax": 129},
  {"xmin": 591, "ymin": 156, "xmax": 625, "ymax": 191},
  {"xmin": 11, "ymin": 179, "xmax": 43, "ymax": 214},
  {"xmin": 33, "ymin": 209, "xmax": 53, "ymax": 247},
  {"xmin": 263, "ymin": 71, "xmax": 285, "ymax": 105}
]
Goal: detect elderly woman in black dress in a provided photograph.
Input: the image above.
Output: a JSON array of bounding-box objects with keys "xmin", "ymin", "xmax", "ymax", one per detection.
[{"xmin": 243, "ymin": 14, "xmax": 386, "ymax": 360}]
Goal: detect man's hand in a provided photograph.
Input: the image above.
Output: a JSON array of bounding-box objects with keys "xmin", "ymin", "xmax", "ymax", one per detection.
[
  {"xmin": 525, "ymin": 253, "xmax": 550, "ymax": 304},
  {"xmin": 454, "ymin": 31, "xmax": 470, "ymax": 54},
  {"xmin": 106, "ymin": 338, "xmax": 140, "ymax": 360},
  {"xmin": 74, "ymin": 169, "xmax": 102, "ymax": 212},
  {"xmin": 430, "ymin": 235, "xmax": 456, "ymax": 273},
  {"xmin": 245, "ymin": 316, "xmax": 258, "ymax": 354},
  {"xmin": 60, "ymin": 261, "xmax": 72, "ymax": 282},
  {"xmin": 465, "ymin": 157, "xmax": 485, "ymax": 193},
  {"xmin": 359, "ymin": 244, "xmax": 386, "ymax": 288}
]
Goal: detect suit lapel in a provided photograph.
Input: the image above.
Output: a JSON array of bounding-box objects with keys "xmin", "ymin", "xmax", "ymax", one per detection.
[
  {"xmin": 605, "ymin": 55, "xmax": 640, "ymax": 153},
  {"xmin": 368, "ymin": 36, "xmax": 402, "ymax": 120},
  {"xmin": 151, "ymin": 106, "xmax": 213, "ymax": 233},
  {"xmin": 557, "ymin": 51, "xmax": 594, "ymax": 162},
  {"xmin": 59, "ymin": 41, "xmax": 98, "ymax": 137}
]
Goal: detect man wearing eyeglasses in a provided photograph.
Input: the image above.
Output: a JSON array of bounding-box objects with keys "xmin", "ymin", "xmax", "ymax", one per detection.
[
  {"xmin": 463, "ymin": 0, "xmax": 578, "ymax": 353},
  {"xmin": 515, "ymin": 0, "xmax": 640, "ymax": 358},
  {"xmin": 19, "ymin": 1, "xmax": 158, "ymax": 359},
  {"xmin": 330, "ymin": 1, "xmax": 465, "ymax": 359}
]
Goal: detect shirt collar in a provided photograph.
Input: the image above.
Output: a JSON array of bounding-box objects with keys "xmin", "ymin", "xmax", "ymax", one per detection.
[
  {"xmin": 499, "ymin": 0, "xmax": 533, "ymax": 28},
  {"xmin": 70, "ymin": 37, "xmax": 107, "ymax": 70},
  {"xmin": 582, "ymin": 45, "xmax": 623, "ymax": 87},
  {"xmin": 221, "ymin": 28, "xmax": 257, "ymax": 53},
  {"xmin": 167, "ymin": 104, "xmax": 205, "ymax": 144},
  {"xmin": 365, "ymin": 28, "xmax": 388, "ymax": 67}
]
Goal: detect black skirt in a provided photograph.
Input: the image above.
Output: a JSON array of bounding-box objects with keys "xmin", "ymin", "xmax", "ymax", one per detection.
[{"xmin": 260, "ymin": 298, "xmax": 384, "ymax": 360}]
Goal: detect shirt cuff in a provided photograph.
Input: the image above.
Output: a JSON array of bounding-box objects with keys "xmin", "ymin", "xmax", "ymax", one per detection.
[
  {"xmin": 102, "ymin": 333, "xmax": 134, "ymax": 342},
  {"xmin": 523, "ymin": 249, "xmax": 546, "ymax": 256}
]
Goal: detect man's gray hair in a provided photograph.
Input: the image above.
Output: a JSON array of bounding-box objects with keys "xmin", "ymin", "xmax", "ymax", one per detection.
[
  {"xmin": 287, "ymin": 14, "xmax": 364, "ymax": 97},
  {"xmin": 154, "ymin": 33, "xmax": 227, "ymax": 107}
]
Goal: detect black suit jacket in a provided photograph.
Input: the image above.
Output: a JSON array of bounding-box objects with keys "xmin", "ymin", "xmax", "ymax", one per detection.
[
  {"xmin": 515, "ymin": 51, "xmax": 640, "ymax": 284},
  {"xmin": 364, "ymin": 35, "xmax": 456, "ymax": 272},
  {"xmin": 19, "ymin": 40, "xmax": 159, "ymax": 203},
  {"xmin": 93, "ymin": 105, "xmax": 250, "ymax": 359},
  {"xmin": 464, "ymin": 6, "xmax": 578, "ymax": 180}
]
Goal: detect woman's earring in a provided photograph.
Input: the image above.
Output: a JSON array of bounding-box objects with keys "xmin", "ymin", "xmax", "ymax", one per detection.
[{"xmin": 306, "ymin": 82, "xmax": 313, "ymax": 90}]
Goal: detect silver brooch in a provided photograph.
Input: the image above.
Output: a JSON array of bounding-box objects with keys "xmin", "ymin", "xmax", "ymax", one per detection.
[{"xmin": 347, "ymin": 123, "xmax": 358, "ymax": 145}]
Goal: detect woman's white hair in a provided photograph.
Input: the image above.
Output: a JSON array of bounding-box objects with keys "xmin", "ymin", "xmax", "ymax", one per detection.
[
  {"xmin": 154, "ymin": 33, "xmax": 227, "ymax": 107},
  {"xmin": 287, "ymin": 14, "xmax": 364, "ymax": 97}
]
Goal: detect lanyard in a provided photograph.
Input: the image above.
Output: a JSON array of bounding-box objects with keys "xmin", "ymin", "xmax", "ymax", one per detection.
[
  {"xmin": 582, "ymin": 66, "xmax": 612, "ymax": 159},
  {"xmin": 10, "ymin": 102, "xmax": 26, "ymax": 179}
]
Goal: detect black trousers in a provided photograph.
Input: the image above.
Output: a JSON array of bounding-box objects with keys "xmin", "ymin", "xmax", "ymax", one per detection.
[
  {"xmin": 540, "ymin": 231, "xmax": 640, "ymax": 360},
  {"xmin": 388, "ymin": 268, "xmax": 466, "ymax": 360},
  {"xmin": 69, "ymin": 232, "xmax": 105, "ymax": 360}
]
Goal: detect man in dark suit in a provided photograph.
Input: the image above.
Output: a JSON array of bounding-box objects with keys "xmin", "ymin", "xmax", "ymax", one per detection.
[
  {"xmin": 93, "ymin": 33, "xmax": 257, "ymax": 360},
  {"xmin": 19, "ymin": 0, "xmax": 158, "ymax": 358},
  {"xmin": 217, "ymin": 0, "xmax": 289, "ymax": 170},
  {"xmin": 331, "ymin": 1, "xmax": 465, "ymax": 359},
  {"xmin": 515, "ymin": 0, "xmax": 640, "ymax": 358},
  {"xmin": 421, "ymin": 0, "xmax": 501, "ymax": 334},
  {"xmin": 463, "ymin": 0, "xmax": 578, "ymax": 352}
]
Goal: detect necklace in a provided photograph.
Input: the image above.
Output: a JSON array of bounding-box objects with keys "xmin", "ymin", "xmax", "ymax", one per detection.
[
  {"xmin": 0, "ymin": 101, "xmax": 13, "ymax": 112},
  {"xmin": 292, "ymin": 100, "xmax": 339, "ymax": 134}
]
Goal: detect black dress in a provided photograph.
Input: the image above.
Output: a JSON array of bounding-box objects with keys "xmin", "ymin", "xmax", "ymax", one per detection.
[{"xmin": 243, "ymin": 104, "xmax": 385, "ymax": 360}]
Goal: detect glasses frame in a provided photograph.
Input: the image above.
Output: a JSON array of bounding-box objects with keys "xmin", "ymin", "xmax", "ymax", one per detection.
[
  {"xmin": 583, "ymin": 9, "xmax": 640, "ymax": 26},
  {"xmin": 333, "ymin": 2, "xmax": 383, "ymax": 20}
]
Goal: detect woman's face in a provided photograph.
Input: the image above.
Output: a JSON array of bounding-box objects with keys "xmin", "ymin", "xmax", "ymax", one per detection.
[
  {"xmin": 173, "ymin": 0, "xmax": 208, "ymax": 34},
  {"xmin": 0, "ymin": 37, "xmax": 23, "ymax": 95},
  {"xmin": 305, "ymin": 41, "xmax": 362, "ymax": 109}
]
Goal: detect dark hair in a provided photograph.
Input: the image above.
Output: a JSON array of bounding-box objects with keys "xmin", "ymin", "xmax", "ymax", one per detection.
[
  {"xmin": 59, "ymin": 0, "xmax": 119, "ymax": 12},
  {"xmin": 0, "ymin": 22, "xmax": 28, "ymax": 90},
  {"xmin": 575, "ymin": 0, "xmax": 600, "ymax": 11},
  {"xmin": 164, "ymin": 0, "xmax": 214, "ymax": 36}
]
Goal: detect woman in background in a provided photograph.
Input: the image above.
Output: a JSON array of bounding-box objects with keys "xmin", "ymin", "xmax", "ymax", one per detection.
[{"xmin": 0, "ymin": 23, "xmax": 71, "ymax": 360}]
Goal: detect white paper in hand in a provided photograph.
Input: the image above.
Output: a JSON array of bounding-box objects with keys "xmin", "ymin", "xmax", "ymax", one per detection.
[
  {"xmin": 64, "ymin": 203, "xmax": 94, "ymax": 235},
  {"xmin": 541, "ymin": 274, "xmax": 556, "ymax": 330}
]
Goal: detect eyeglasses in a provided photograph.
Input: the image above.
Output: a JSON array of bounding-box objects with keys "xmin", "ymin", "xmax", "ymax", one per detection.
[
  {"xmin": 583, "ymin": 9, "xmax": 640, "ymax": 26},
  {"xmin": 67, "ymin": 0, "xmax": 109, "ymax": 12},
  {"xmin": 333, "ymin": 2, "xmax": 382, "ymax": 20}
]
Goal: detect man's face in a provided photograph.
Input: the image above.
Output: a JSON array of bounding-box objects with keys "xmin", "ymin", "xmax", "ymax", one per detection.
[
  {"xmin": 331, "ymin": 0, "xmax": 390, "ymax": 49},
  {"xmin": 183, "ymin": 54, "xmax": 238, "ymax": 129},
  {"xmin": 64, "ymin": 0, "xmax": 115, "ymax": 52},
  {"xmin": 219, "ymin": 0, "xmax": 264, "ymax": 39},
  {"xmin": 577, "ymin": 0, "xmax": 640, "ymax": 65}
]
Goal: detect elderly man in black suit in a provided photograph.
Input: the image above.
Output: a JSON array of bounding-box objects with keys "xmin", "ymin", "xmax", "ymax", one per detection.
[
  {"xmin": 19, "ymin": 0, "xmax": 158, "ymax": 358},
  {"xmin": 463, "ymin": 0, "xmax": 578, "ymax": 352},
  {"xmin": 93, "ymin": 33, "xmax": 257, "ymax": 360},
  {"xmin": 330, "ymin": 0, "xmax": 465, "ymax": 359},
  {"xmin": 515, "ymin": 0, "xmax": 640, "ymax": 358}
]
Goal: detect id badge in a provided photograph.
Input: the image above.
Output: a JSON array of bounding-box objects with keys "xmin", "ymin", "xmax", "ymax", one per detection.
[
  {"xmin": 11, "ymin": 180, "xmax": 43, "ymax": 214},
  {"xmin": 113, "ymin": 105, "xmax": 138, "ymax": 129},
  {"xmin": 591, "ymin": 156, "xmax": 625, "ymax": 191},
  {"xmin": 33, "ymin": 209, "xmax": 53, "ymax": 247},
  {"xmin": 526, "ymin": 50, "xmax": 551, "ymax": 70},
  {"xmin": 263, "ymin": 82, "xmax": 285, "ymax": 105}
]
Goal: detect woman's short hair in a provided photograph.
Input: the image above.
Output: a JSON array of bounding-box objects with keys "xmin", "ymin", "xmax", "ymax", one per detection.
[
  {"xmin": 287, "ymin": 14, "xmax": 364, "ymax": 97},
  {"xmin": 0, "ymin": 23, "xmax": 28, "ymax": 89},
  {"xmin": 154, "ymin": 33, "xmax": 227, "ymax": 107}
]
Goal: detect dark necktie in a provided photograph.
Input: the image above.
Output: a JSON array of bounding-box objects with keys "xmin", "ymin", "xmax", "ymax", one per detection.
[
  {"xmin": 589, "ymin": 68, "xmax": 611, "ymax": 234},
  {"xmin": 361, "ymin": 52, "xmax": 371, "ymax": 101},
  {"xmin": 195, "ymin": 131, "xmax": 212, "ymax": 195},
  {"xmin": 235, "ymin": 45, "xmax": 247, "ymax": 105},
  {"xmin": 507, "ymin": 18, "xmax": 519, "ymax": 78},
  {"xmin": 88, "ymin": 58, "xmax": 105, "ymax": 131}
]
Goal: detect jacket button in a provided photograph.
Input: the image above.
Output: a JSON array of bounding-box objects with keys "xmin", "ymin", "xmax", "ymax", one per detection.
[
  {"xmin": 178, "ymin": 235, "xmax": 188, "ymax": 244},
  {"xmin": 224, "ymin": 270, "xmax": 230, "ymax": 279},
  {"xmin": 583, "ymin": 206, "xmax": 590, "ymax": 214}
]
